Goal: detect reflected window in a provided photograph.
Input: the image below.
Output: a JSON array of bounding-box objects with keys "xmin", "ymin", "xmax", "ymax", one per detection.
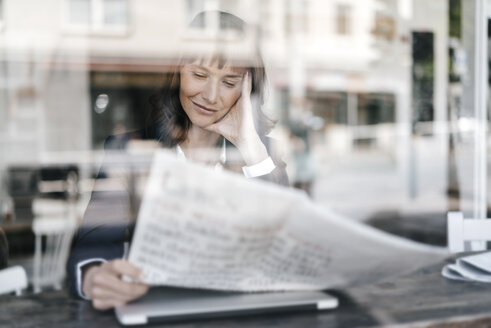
[
  {"xmin": 90, "ymin": 71, "xmax": 164, "ymax": 148},
  {"xmin": 103, "ymin": 0, "xmax": 128, "ymax": 26},
  {"xmin": 412, "ymin": 31, "xmax": 435, "ymax": 125},
  {"xmin": 310, "ymin": 91, "xmax": 348, "ymax": 126},
  {"xmin": 1, "ymin": 0, "xmax": 487, "ymax": 254},
  {"xmin": 357, "ymin": 93, "xmax": 395, "ymax": 126},
  {"xmin": 64, "ymin": 0, "xmax": 128, "ymax": 33},
  {"xmin": 0, "ymin": 0, "xmax": 4, "ymax": 30},
  {"xmin": 372, "ymin": 12, "xmax": 396, "ymax": 41},
  {"xmin": 336, "ymin": 3, "xmax": 351, "ymax": 35},
  {"xmin": 285, "ymin": 0, "xmax": 309, "ymax": 36},
  {"xmin": 67, "ymin": 0, "xmax": 90, "ymax": 26},
  {"xmin": 187, "ymin": 0, "xmax": 240, "ymax": 31}
]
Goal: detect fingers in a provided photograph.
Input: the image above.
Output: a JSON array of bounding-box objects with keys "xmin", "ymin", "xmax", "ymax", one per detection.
[
  {"xmin": 92, "ymin": 265, "xmax": 148, "ymax": 298},
  {"xmin": 92, "ymin": 298, "xmax": 126, "ymax": 311},
  {"xmin": 204, "ymin": 71, "xmax": 254, "ymax": 142},
  {"xmin": 90, "ymin": 281, "xmax": 148, "ymax": 302},
  {"xmin": 242, "ymin": 71, "xmax": 252, "ymax": 96},
  {"xmin": 104, "ymin": 259, "xmax": 144, "ymax": 281},
  {"xmin": 91, "ymin": 286, "xmax": 148, "ymax": 311},
  {"xmin": 83, "ymin": 259, "xmax": 149, "ymax": 311}
]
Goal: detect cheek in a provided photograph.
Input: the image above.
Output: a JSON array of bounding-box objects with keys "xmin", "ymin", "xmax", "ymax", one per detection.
[
  {"xmin": 222, "ymin": 89, "xmax": 241, "ymax": 109},
  {"xmin": 180, "ymin": 74, "xmax": 200, "ymax": 97}
]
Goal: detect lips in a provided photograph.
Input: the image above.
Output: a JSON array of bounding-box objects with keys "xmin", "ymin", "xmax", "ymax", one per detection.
[{"xmin": 191, "ymin": 101, "xmax": 219, "ymax": 115}]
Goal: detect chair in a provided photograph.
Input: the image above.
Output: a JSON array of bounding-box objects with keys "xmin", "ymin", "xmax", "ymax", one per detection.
[
  {"xmin": 0, "ymin": 228, "xmax": 28, "ymax": 296},
  {"xmin": 31, "ymin": 199, "xmax": 77, "ymax": 293},
  {"xmin": 447, "ymin": 211, "xmax": 491, "ymax": 252},
  {"xmin": 0, "ymin": 266, "xmax": 28, "ymax": 295}
]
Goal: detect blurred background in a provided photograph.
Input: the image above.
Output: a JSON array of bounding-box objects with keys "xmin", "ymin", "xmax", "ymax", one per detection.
[{"xmin": 0, "ymin": 0, "xmax": 489, "ymax": 292}]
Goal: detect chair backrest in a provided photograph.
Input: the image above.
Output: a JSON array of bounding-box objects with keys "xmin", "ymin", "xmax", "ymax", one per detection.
[
  {"xmin": 32, "ymin": 199, "xmax": 78, "ymax": 292},
  {"xmin": 0, "ymin": 266, "xmax": 28, "ymax": 296},
  {"xmin": 447, "ymin": 211, "xmax": 491, "ymax": 252}
]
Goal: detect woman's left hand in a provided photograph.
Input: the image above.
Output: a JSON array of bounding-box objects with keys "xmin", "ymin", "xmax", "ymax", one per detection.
[{"xmin": 205, "ymin": 72, "xmax": 269, "ymax": 165}]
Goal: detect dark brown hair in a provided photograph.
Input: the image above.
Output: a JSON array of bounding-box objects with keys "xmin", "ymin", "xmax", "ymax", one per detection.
[{"xmin": 148, "ymin": 11, "xmax": 274, "ymax": 147}]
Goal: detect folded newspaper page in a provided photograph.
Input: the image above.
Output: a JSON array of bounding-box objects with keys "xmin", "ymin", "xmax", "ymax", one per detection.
[
  {"xmin": 442, "ymin": 251, "xmax": 491, "ymax": 282},
  {"xmin": 128, "ymin": 150, "xmax": 448, "ymax": 291}
]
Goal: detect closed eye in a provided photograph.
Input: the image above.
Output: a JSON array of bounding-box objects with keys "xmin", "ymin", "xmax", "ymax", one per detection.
[
  {"xmin": 193, "ymin": 72, "xmax": 207, "ymax": 79},
  {"xmin": 223, "ymin": 80, "xmax": 237, "ymax": 88}
]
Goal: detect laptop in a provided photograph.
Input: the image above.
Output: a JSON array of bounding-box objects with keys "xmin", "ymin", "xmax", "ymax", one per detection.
[{"xmin": 115, "ymin": 286, "xmax": 338, "ymax": 325}]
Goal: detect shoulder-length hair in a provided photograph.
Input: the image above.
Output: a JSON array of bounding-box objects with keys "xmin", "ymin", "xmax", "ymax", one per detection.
[{"xmin": 148, "ymin": 11, "xmax": 274, "ymax": 148}]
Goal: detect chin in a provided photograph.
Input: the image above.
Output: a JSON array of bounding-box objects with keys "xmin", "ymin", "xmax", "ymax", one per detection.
[
  {"xmin": 188, "ymin": 111, "xmax": 227, "ymax": 129},
  {"xmin": 187, "ymin": 115, "xmax": 216, "ymax": 129}
]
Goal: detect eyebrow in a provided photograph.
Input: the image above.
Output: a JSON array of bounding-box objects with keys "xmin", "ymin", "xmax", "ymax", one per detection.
[
  {"xmin": 190, "ymin": 65, "xmax": 244, "ymax": 79},
  {"xmin": 224, "ymin": 74, "xmax": 243, "ymax": 79}
]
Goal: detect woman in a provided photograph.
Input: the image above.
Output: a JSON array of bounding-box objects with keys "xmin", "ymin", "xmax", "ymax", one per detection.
[{"xmin": 67, "ymin": 11, "xmax": 288, "ymax": 310}]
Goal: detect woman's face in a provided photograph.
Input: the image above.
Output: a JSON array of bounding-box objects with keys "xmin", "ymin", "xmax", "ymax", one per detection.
[{"xmin": 179, "ymin": 60, "xmax": 246, "ymax": 128}]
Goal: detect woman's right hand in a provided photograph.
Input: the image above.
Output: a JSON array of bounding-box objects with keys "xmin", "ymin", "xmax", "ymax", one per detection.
[{"xmin": 82, "ymin": 259, "xmax": 149, "ymax": 310}]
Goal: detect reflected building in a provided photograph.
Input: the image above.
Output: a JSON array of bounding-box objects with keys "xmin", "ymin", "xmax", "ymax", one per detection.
[{"xmin": 0, "ymin": 0, "xmax": 463, "ymax": 229}]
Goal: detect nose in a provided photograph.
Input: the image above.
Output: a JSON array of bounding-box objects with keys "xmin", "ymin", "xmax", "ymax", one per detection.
[{"xmin": 202, "ymin": 80, "xmax": 218, "ymax": 104}]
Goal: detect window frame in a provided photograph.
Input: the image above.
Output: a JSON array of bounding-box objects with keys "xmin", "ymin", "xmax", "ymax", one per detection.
[
  {"xmin": 62, "ymin": 0, "xmax": 129, "ymax": 36},
  {"xmin": 0, "ymin": 0, "xmax": 4, "ymax": 32},
  {"xmin": 183, "ymin": 0, "xmax": 244, "ymax": 41}
]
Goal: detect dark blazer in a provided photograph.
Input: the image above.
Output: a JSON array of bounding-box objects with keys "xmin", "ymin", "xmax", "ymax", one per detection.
[
  {"xmin": 66, "ymin": 128, "xmax": 289, "ymax": 298},
  {"xmin": 0, "ymin": 228, "xmax": 7, "ymax": 269}
]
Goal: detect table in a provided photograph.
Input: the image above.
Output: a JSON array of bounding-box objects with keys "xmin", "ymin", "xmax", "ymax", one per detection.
[{"xmin": 1, "ymin": 262, "xmax": 491, "ymax": 328}]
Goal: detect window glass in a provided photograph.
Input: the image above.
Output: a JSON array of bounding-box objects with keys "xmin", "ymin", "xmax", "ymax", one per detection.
[
  {"xmin": 66, "ymin": 0, "xmax": 128, "ymax": 31},
  {"xmin": 103, "ymin": 0, "xmax": 127, "ymax": 26},
  {"xmin": 336, "ymin": 4, "xmax": 351, "ymax": 35},
  {"xmin": 1, "ymin": 0, "xmax": 490, "ymax": 284},
  {"xmin": 68, "ymin": 0, "xmax": 91, "ymax": 26},
  {"xmin": 0, "ymin": 0, "xmax": 3, "ymax": 24}
]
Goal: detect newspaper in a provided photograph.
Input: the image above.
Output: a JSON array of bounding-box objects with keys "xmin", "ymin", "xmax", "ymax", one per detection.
[
  {"xmin": 442, "ymin": 251, "xmax": 491, "ymax": 282},
  {"xmin": 127, "ymin": 150, "xmax": 448, "ymax": 292}
]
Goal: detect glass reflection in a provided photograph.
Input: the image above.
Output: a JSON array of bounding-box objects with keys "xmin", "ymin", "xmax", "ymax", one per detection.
[{"xmin": 0, "ymin": 0, "xmax": 488, "ymax": 296}]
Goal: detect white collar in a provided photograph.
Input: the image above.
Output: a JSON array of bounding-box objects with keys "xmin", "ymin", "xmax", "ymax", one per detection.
[{"xmin": 176, "ymin": 138, "xmax": 227, "ymax": 171}]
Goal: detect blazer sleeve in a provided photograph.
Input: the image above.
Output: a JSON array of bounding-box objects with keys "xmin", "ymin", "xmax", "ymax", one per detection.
[
  {"xmin": 66, "ymin": 138, "xmax": 135, "ymax": 298},
  {"xmin": 254, "ymin": 136, "xmax": 289, "ymax": 187},
  {"xmin": 0, "ymin": 228, "xmax": 7, "ymax": 270}
]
